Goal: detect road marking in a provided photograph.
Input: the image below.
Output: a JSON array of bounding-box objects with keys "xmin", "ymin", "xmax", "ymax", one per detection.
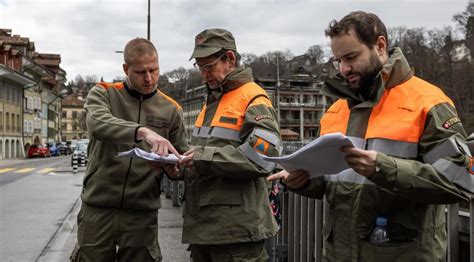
[
  {"xmin": 0, "ymin": 168, "xmax": 15, "ymax": 174},
  {"xmin": 14, "ymin": 168, "xmax": 35, "ymax": 173},
  {"xmin": 39, "ymin": 168, "xmax": 56, "ymax": 173}
]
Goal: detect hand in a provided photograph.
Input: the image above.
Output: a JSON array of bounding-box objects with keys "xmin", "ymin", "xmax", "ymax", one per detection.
[
  {"xmin": 137, "ymin": 127, "xmax": 180, "ymax": 157},
  {"xmin": 267, "ymin": 169, "xmax": 309, "ymax": 189},
  {"xmin": 179, "ymin": 148, "xmax": 195, "ymax": 169},
  {"xmin": 341, "ymin": 146, "xmax": 377, "ymax": 177},
  {"xmin": 147, "ymin": 161, "xmax": 181, "ymax": 180}
]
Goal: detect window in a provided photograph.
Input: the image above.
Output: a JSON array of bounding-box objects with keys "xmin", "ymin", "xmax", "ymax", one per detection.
[
  {"xmin": 16, "ymin": 115, "xmax": 20, "ymax": 131},
  {"xmin": 5, "ymin": 87, "xmax": 10, "ymax": 102},
  {"xmin": 0, "ymin": 112, "xmax": 3, "ymax": 130},
  {"xmin": 61, "ymin": 123, "xmax": 67, "ymax": 131},
  {"xmin": 35, "ymin": 97, "xmax": 41, "ymax": 110},
  {"xmin": 27, "ymin": 97, "xmax": 33, "ymax": 110},
  {"xmin": 72, "ymin": 122, "xmax": 77, "ymax": 131},
  {"xmin": 62, "ymin": 111, "xmax": 67, "ymax": 118},
  {"xmin": 6, "ymin": 112, "xmax": 10, "ymax": 130},
  {"xmin": 72, "ymin": 111, "xmax": 78, "ymax": 118},
  {"xmin": 17, "ymin": 89, "xmax": 21, "ymax": 104},
  {"xmin": 10, "ymin": 88, "xmax": 15, "ymax": 103}
]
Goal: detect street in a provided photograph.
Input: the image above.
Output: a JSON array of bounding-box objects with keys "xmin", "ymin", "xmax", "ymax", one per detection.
[
  {"xmin": 0, "ymin": 156, "xmax": 189, "ymax": 262},
  {"xmin": 0, "ymin": 155, "xmax": 83, "ymax": 262}
]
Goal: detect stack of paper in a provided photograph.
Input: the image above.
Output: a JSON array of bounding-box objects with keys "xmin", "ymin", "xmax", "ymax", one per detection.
[
  {"xmin": 116, "ymin": 148, "xmax": 179, "ymax": 164},
  {"xmin": 262, "ymin": 133, "xmax": 365, "ymax": 177}
]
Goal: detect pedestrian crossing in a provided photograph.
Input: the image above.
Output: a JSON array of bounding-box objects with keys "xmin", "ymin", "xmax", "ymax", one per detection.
[{"xmin": 0, "ymin": 167, "xmax": 59, "ymax": 174}]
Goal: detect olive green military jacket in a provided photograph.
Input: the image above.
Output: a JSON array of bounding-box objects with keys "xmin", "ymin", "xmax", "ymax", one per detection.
[
  {"xmin": 182, "ymin": 67, "xmax": 281, "ymax": 244},
  {"xmin": 82, "ymin": 81, "xmax": 189, "ymax": 210},
  {"xmin": 292, "ymin": 48, "xmax": 472, "ymax": 261}
]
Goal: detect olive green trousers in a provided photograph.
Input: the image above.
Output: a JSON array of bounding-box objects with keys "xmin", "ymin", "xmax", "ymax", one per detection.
[
  {"xmin": 70, "ymin": 203, "xmax": 162, "ymax": 262},
  {"xmin": 190, "ymin": 240, "xmax": 268, "ymax": 262}
]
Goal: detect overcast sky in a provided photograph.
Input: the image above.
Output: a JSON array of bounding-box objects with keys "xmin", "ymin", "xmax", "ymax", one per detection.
[{"xmin": 0, "ymin": 0, "xmax": 469, "ymax": 82}]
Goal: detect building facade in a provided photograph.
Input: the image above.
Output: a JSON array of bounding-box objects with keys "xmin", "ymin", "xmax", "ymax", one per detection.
[
  {"xmin": 0, "ymin": 29, "xmax": 66, "ymax": 159},
  {"xmin": 256, "ymin": 75, "xmax": 330, "ymax": 141},
  {"xmin": 61, "ymin": 94, "xmax": 88, "ymax": 142}
]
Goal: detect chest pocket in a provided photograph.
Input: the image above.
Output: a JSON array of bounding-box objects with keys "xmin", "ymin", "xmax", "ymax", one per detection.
[{"xmin": 147, "ymin": 115, "xmax": 171, "ymax": 137}]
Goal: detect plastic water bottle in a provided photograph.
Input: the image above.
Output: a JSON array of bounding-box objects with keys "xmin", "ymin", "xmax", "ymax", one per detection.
[{"xmin": 369, "ymin": 217, "xmax": 389, "ymax": 244}]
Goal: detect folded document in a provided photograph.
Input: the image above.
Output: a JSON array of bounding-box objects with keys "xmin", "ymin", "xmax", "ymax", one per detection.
[
  {"xmin": 116, "ymin": 148, "xmax": 179, "ymax": 164},
  {"xmin": 261, "ymin": 133, "xmax": 365, "ymax": 177}
]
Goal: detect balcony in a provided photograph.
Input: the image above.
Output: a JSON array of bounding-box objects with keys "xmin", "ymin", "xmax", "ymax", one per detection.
[{"xmin": 280, "ymin": 119, "xmax": 301, "ymax": 125}]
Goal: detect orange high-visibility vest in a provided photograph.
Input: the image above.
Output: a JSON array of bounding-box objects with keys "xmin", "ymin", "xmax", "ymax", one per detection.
[
  {"xmin": 195, "ymin": 82, "xmax": 272, "ymax": 131},
  {"xmin": 320, "ymin": 76, "xmax": 454, "ymax": 142}
]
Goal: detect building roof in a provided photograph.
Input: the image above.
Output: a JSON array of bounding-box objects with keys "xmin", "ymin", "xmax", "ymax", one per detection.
[{"xmin": 61, "ymin": 94, "xmax": 85, "ymax": 107}]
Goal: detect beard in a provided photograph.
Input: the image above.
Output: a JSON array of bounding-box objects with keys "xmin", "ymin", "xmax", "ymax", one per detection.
[{"xmin": 347, "ymin": 52, "xmax": 383, "ymax": 92}]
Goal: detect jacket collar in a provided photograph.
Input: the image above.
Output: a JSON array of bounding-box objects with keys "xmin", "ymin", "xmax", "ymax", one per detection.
[
  {"xmin": 207, "ymin": 66, "xmax": 254, "ymax": 102},
  {"xmin": 124, "ymin": 78, "xmax": 157, "ymax": 100}
]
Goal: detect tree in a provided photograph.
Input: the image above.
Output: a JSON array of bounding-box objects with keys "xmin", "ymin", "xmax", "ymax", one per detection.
[
  {"xmin": 240, "ymin": 53, "xmax": 257, "ymax": 66},
  {"xmin": 452, "ymin": 0, "xmax": 474, "ymax": 35},
  {"xmin": 306, "ymin": 45, "xmax": 325, "ymax": 65}
]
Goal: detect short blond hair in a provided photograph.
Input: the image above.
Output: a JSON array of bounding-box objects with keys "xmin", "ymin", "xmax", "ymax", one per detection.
[{"xmin": 123, "ymin": 38, "xmax": 158, "ymax": 64}]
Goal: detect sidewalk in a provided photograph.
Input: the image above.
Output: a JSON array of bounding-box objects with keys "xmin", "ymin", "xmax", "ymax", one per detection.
[{"xmin": 40, "ymin": 195, "xmax": 190, "ymax": 261}]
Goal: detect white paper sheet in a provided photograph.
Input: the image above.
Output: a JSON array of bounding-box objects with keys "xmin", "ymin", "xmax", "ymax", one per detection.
[
  {"xmin": 116, "ymin": 148, "xmax": 179, "ymax": 164},
  {"xmin": 262, "ymin": 133, "xmax": 365, "ymax": 177}
]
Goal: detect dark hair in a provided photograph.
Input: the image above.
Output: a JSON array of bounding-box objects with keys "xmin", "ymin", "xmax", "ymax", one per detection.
[
  {"xmin": 211, "ymin": 49, "xmax": 241, "ymax": 67},
  {"xmin": 325, "ymin": 11, "xmax": 388, "ymax": 50},
  {"xmin": 124, "ymin": 38, "xmax": 158, "ymax": 64}
]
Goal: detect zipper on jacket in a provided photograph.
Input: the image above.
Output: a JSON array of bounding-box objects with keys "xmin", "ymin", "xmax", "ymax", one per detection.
[{"xmin": 120, "ymin": 94, "xmax": 144, "ymax": 208}]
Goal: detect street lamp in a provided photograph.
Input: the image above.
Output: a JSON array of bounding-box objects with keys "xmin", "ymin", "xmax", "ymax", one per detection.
[{"xmin": 147, "ymin": 0, "xmax": 151, "ymax": 40}]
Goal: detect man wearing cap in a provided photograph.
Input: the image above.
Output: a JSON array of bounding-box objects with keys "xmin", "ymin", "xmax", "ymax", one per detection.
[{"xmin": 179, "ymin": 28, "xmax": 282, "ymax": 261}]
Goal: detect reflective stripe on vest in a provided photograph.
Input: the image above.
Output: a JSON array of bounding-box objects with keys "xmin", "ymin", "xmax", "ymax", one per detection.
[
  {"xmin": 192, "ymin": 126, "xmax": 241, "ymax": 142},
  {"xmin": 432, "ymin": 159, "xmax": 474, "ymax": 192},
  {"xmin": 239, "ymin": 142, "xmax": 276, "ymax": 172},
  {"xmin": 423, "ymin": 137, "xmax": 473, "ymax": 192},
  {"xmin": 320, "ymin": 76, "xmax": 467, "ymax": 188}
]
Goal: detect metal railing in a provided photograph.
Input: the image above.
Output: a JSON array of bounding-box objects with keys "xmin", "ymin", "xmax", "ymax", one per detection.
[{"xmin": 268, "ymin": 190, "xmax": 473, "ymax": 262}]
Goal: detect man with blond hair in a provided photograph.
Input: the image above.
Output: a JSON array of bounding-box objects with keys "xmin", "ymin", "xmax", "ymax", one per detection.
[{"xmin": 70, "ymin": 38, "xmax": 188, "ymax": 262}]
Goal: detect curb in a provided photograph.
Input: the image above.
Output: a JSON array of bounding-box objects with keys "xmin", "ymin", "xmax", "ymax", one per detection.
[{"xmin": 36, "ymin": 197, "xmax": 81, "ymax": 262}]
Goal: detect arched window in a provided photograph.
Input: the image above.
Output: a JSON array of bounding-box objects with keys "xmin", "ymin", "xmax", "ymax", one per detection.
[
  {"xmin": 16, "ymin": 140, "xmax": 20, "ymax": 157},
  {"xmin": 11, "ymin": 140, "xmax": 15, "ymax": 158},
  {"xmin": 5, "ymin": 139, "xmax": 10, "ymax": 158}
]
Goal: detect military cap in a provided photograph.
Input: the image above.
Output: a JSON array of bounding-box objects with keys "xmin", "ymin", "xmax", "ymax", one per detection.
[{"xmin": 189, "ymin": 28, "xmax": 237, "ymax": 60}]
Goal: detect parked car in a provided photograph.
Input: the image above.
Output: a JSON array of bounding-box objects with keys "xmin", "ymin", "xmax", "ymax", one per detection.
[
  {"xmin": 66, "ymin": 140, "xmax": 78, "ymax": 152},
  {"xmin": 56, "ymin": 142, "xmax": 70, "ymax": 155},
  {"xmin": 46, "ymin": 142, "xmax": 60, "ymax": 157},
  {"xmin": 71, "ymin": 142, "xmax": 88, "ymax": 166},
  {"xmin": 27, "ymin": 144, "xmax": 51, "ymax": 158}
]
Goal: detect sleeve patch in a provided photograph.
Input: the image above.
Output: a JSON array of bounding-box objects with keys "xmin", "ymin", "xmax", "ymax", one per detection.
[
  {"xmin": 253, "ymin": 137, "xmax": 270, "ymax": 155},
  {"xmin": 255, "ymin": 115, "xmax": 273, "ymax": 121},
  {"xmin": 442, "ymin": 116, "xmax": 460, "ymax": 129}
]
